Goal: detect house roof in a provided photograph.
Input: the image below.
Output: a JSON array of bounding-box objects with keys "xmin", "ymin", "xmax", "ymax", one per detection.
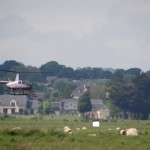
[
  {"xmin": 0, "ymin": 94, "xmax": 28, "ymax": 106},
  {"xmin": 90, "ymin": 99, "xmax": 105, "ymax": 110},
  {"xmin": 61, "ymin": 98, "xmax": 77, "ymax": 103},
  {"xmin": 51, "ymin": 102, "xmax": 60, "ymax": 111},
  {"xmin": 71, "ymin": 84, "xmax": 90, "ymax": 98},
  {"xmin": 46, "ymin": 76, "xmax": 58, "ymax": 82}
]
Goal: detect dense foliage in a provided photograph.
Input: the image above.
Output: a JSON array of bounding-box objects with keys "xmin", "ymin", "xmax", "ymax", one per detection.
[
  {"xmin": 0, "ymin": 60, "xmax": 113, "ymax": 82},
  {"xmin": 77, "ymin": 91, "xmax": 92, "ymax": 114},
  {"xmin": 110, "ymin": 69, "xmax": 150, "ymax": 120}
]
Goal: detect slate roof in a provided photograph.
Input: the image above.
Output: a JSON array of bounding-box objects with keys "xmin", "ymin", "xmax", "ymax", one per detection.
[
  {"xmin": 90, "ymin": 99, "xmax": 105, "ymax": 110},
  {"xmin": 0, "ymin": 94, "xmax": 28, "ymax": 106},
  {"xmin": 71, "ymin": 84, "xmax": 90, "ymax": 98}
]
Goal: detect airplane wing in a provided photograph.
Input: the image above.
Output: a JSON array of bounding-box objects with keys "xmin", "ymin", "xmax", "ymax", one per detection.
[{"xmin": 0, "ymin": 81, "xmax": 9, "ymax": 84}]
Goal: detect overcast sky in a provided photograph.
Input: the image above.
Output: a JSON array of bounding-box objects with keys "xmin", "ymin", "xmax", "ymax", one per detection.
[{"xmin": 0, "ymin": 0, "xmax": 150, "ymax": 71}]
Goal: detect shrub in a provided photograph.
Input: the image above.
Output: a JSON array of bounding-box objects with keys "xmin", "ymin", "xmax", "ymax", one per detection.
[
  {"xmin": 47, "ymin": 128, "xmax": 66, "ymax": 138},
  {"xmin": 63, "ymin": 119, "xmax": 69, "ymax": 122},
  {"xmin": 23, "ymin": 128, "xmax": 41, "ymax": 136}
]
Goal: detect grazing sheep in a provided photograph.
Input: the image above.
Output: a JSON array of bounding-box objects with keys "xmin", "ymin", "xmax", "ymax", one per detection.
[
  {"xmin": 82, "ymin": 127, "xmax": 87, "ymax": 130},
  {"xmin": 88, "ymin": 134, "xmax": 96, "ymax": 137},
  {"xmin": 12, "ymin": 127, "xmax": 21, "ymax": 131},
  {"xmin": 76, "ymin": 128, "xmax": 80, "ymax": 131},
  {"xmin": 126, "ymin": 128, "xmax": 138, "ymax": 136},
  {"xmin": 108, "ymin": 128, "xmax": 113, "ymax": 131},
  {"xmin": 120, "ymin": 130, "xmax": 126, "ymax": 135},
  {"xmin": 64, "ymin": 126, "xmax": 71, "ymax": 133},
  {"xmin": 64, "ymin": 126, "xmax": 72, "ymax": 134},
  {"xmin": 116, "ymin": 127, "xmax": 120, "ymax": 131},
  {"xmin": 119, "ymin": 128, "xmax": 138, "ymax": 136},
  {"xmin": 68, "ymin": 131, "xmax": 73, "ymax": 135}
]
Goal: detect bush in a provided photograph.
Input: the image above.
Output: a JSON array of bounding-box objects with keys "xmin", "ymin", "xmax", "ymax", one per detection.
[
  {"xmin": 63, "ymin": 119, "xmax": 69, "ymax": 122},
  {"xmin": 47, "ymin": 128, "xmax": 66, "ymax": 138},
  {"xmin": 23, "ymin": 128, "xmax": 41, "ymax": 136},
  {"xmin": 24, "ymin": 109, "xmax": 28, "ymax": 115}
]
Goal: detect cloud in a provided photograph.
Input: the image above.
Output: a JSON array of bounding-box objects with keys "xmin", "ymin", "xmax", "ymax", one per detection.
[
  {"xmin": 0, "ymin": 14, "xmax": 33, "ymax": 39},
  {"xmin": 0, "ymin": 0, "xmax": 150, "ymax": 71}
]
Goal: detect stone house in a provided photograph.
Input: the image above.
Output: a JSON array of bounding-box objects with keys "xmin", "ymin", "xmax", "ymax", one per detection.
[
  {"xmin": 0, "ymin": 95, "xmax": 40, "ymax": 114},
  {"xmin": 84, "ymin": 99, "xmax": 110, "ymax": 120},
  {"xmin": 71, "ymin": 84, "xmax": 90, "ymax": 99},
  {"xmin": 60, "ymin": 99, "xmax": 78, "ymax": 115},
  {"xmin": 59, "ymin": 98, "xmax": 109, "ymax": 119}
]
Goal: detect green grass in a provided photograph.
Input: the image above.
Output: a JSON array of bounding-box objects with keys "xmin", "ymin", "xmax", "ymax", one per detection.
[{"xmin": 0, "ymin": 115, "xmax": 150, "ymax": 150}]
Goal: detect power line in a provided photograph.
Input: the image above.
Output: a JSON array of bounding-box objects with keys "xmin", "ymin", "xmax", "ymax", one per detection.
[{"xmin": 0, "ymin": 70, "xmax": 51, "ymax": 74}]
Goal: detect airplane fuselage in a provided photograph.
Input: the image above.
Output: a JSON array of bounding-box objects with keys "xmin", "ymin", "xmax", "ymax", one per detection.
[
  {"xmin": 0, "ymin": 73, "xmax": 32, "ymax": 95},
  {"xmin": 6, "ymin": 80, "xmax": 32, "ymax": 90}
]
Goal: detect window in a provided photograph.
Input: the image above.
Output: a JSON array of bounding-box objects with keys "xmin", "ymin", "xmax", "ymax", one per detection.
[
  {"xmin": 19, "ymin": 109, "xmax": 23, "ymax": 114},
  {"xmin": 3, "ymin": 108, "xmax": 7, "ymax": 114},
  {"xmin": 11, "ymin": 108, "xmax": 15, "ymax": 114},
  {"xmin": 10, "ymin": 99, "xmax": 17, "ymax": 107},
  {"xmin": 11, "ymin": 102, "xmax": 15, "ymax": 107}
]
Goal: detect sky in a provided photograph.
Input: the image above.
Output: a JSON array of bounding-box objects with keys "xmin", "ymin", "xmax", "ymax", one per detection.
[{"xmin": 0, "ymin": 0, "xmax": 150, "ymax": 71}]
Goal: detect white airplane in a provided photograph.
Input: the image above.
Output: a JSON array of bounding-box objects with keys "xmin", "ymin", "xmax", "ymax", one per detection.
[{"xmin": 0, "ymin": 73, "xmax": 32, "ymax": 95}]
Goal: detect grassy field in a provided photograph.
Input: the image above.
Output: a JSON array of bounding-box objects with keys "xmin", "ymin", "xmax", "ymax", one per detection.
[{"xmin": 0, "ymin": 115, "xmax": 150, "ymax": 150}]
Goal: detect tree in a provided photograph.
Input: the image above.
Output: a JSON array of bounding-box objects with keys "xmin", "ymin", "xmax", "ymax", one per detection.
[
  {"xmin": 0, "ymin": 84, "xmax": 4, "ymax": 94},
  {"xmin": 42, "ymin": 100, "xmax": 51, "ymax": 114},
  {"xmin": 110, "ymin": 72, "xmax": 150, "ymax": 120},
  {"xmin": 39, "ymin": 61, "xmax": 64, "ymax": 81},
  {"xmin": 110, "ymin": 82, "xmax": 135, "ymax": 118},
  {"xmin": 126, "ymin": 68, "xmax": 141, "ymax": 75},
  {"xmin": 53, "ymin": 81, "xmax": 76, "ymax": 99},
  {"xmin": 112, "ymin": 69, "xmax": 125, "ymax": 83},
  {"xmin": 77, "ymin": 91, "xmax": 92, "ymax": 115},
  {"xmin": 132, "ymin": 72, "xmax": 150, "ymax": 119}
]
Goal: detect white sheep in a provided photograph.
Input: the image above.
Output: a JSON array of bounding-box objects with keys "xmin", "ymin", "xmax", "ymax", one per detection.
[
  {"xmin": 88, "ymin": 134, "xmax": 96, "ymax": 137},
  {"xmin": 116, "ymin": 127, "xmax": 120, "ymax": 131},
  {"xmin": 12, "ymin": 127, "xmax": 21, "ymax": 131},
  {"xmin": 120, "ymin": 130, "xmax": 126, "ymax": 135},
  {"xmin": 76, "ymin": 128, "xmax": 80, "ymax": 131},
  {"xmin": 126, "ymin": 128, "xmax": 138, "ymax": 136},
  {"xmin": 82, "ymin": 127, "xmax": 87, "ymax": 130},
  {"xmin": 119, "ymin": 128, "xmax": 138, "ymax": 136},
  {"xmin": 64, "ymin": 126, "xmax": 72, "ymax": 134}
]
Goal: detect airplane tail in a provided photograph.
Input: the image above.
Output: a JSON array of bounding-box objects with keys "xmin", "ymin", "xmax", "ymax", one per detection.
[
  {"xmin": 8, "ymin": 78, "xmax": 11, "ymax": 83},
  {"xmin": 15, "ymin": 73, "xmax": 19, "ymax": 81}
]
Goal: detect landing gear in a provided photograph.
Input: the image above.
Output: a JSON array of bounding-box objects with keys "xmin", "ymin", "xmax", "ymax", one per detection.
[{"xmin": 9, "ymin": 89, "xmax": 29, "ymax": 95}]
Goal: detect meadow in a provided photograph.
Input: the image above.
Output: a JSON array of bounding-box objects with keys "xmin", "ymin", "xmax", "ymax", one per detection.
[{"xmin": 0, "ymin": 115, "xmax": 150, "ymax": 150}]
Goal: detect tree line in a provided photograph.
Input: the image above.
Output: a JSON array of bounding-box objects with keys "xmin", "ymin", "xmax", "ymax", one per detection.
[
  {"xmin": 0, "ymin": 60, "xmax": 113, "ymax": 82},
  {"xmin": 1, "ymin": 60, "xmax": 150, "ymax": 120}
]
